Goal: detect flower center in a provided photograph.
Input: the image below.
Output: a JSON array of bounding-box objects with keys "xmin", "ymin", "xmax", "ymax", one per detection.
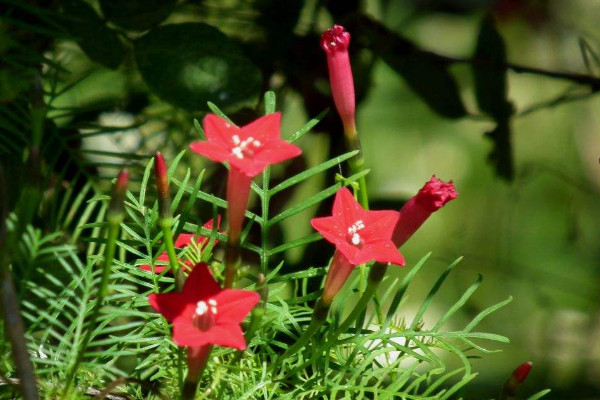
[
  {"xmin": 194, "ymin": 299, "xmax": 217, "ymax": 331},
  {"xmin": 347, "ymin": 219, "xmax": 365, "ymax": 247},
  {"xmin": 231, "ymin": 135, "xmax": 262, "ymax": 159}
]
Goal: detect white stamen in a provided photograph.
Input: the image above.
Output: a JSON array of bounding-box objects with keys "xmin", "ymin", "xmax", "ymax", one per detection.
[
  {"xmin": 231, "ymin": 136, "xmax": 261, "ymax": 159},
  {"xmin": 232, "ymin": 147, "xmax": 244, "ymax": 159},
  {"xmin": 348, "ymin": 220, "xmax": 366, "ymax": 246},
  {"xmin": 208, "ymin": 299, "xmax": 218, "ymax": 314},
  {"xmin": 196, "ymin": 301, "xmax": 208, "ymax": 316}
]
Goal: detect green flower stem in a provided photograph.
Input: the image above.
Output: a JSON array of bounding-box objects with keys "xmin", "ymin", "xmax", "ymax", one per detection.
[
  {"xmin": 158, "ymin": 217, "xmax": 180, "ymax": 283},
  {"xmin": 348, "ymin": 157, "xmax": 369, "ymax": 210},
  {"xmin": 328, "ymin": 263, "xmax": 388, "ymax": 347},
  {"xmin": 275, "ymin": 299, "xmax": 330, "ymax": 368},
  {"xmin": 344, "ymin": 126, "xmax": 369, "ymax": 210},
  {"xmin": 62, "ymin": 172, "xmax": 127, "ymax": 398},
  {"xmin": 61, "ymin": 207, "xmax": 123, "ymax": 397}
]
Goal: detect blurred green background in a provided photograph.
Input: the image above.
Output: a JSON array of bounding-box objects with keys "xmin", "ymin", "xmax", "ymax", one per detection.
[{"xmin": 2, "ymin": 0, "xmax": 600, "ymax": 398}]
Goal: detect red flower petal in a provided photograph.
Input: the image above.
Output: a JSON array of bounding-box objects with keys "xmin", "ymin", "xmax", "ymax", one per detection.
[
  {"xmin": 181, "ymin": 263, "xmax": 222, "ymax": 303},
  {"xmin": 203, "ymin": 114, "xmax": 239, "ymax": 144},
  {"xmin": 213, "ymin": 290, "xmax": 260, "ymax": 324},
  {"xmin": 359, "ymin": 210, "xmax": 400, "ymax": 242},
  {"xmin": 148, "ymin": 292, "xmax": 188, "ymax": 323},
  {"xmin": 310, "ymin": 215, "xmax": 345, "ymax": 244},
  {"xmin": 172, "ymin": 320, "xmax": 212, "ymax": 347},
  {"xmin": 204, "ymin": 324, "xmax": 247, "ymax": 350},
  {"xmin": 254, "ymin": 141, "xmax": 302, "ymax": 165},
  {"xmin": 241, "ymin": 112, "xmax": 281, "ymax": 142},
  {"xmin": 333, "ymin": 240, "xmax": 362, "ymax": 265},
  {"xmin": 189, "ymin": 141, "xmax": 231, "ymax": 163},
  {"xmin": 174, "ymin": 233, "xmax": 195, "ymax": 248},
  {"xmin": 332, "ymin": 187, "xmax": 361, "ymax": 228},
  {"xmin": 361, "ymin": 241, "xmax": 405, "ymax": 266},
  {"xmin": 228, "ymin": 157, "xmax": 268, "ymax": 178},
  {"xmin": 139, "ymin": 252, "xmax": 170, "ymax": 273},
  {"xmin": 172, "ymin": 322, "xmax": 247, "ymax": 350}
]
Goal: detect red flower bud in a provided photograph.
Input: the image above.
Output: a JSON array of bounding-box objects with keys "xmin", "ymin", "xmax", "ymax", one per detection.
[
  {"xmin": 392, "ymin": 176, "xmax": 457, "ymax": 247},
  {"xmin": 109, "ymin": 169, "xmax": 129, "ymax": 217},
  {"xmin": 502, "ymin": 361, "xmax": 533, "ymax": 397},
  {"xmin": 512, "ymin": 361, "xmax": 533, "ymax": 383},
  {"xmin": 154, "ymin": 152, "xmax": 171, "ymax": 219},
  {"xmin": 321, "ymin": 25, "xmax": 356, "ymax": 134}
]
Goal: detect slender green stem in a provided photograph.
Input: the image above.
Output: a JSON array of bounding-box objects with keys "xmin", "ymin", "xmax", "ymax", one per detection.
[
  {"xmin": 260, "ymin": 167, "xmax": 271, "ymax": 276},
  {"xmin": 158, "ymin": 217, "xmax": 180, "ymax": 278},
  {"xmin": 348, "ymin": 157, "xmax": 369, "ymax": 210},
  {"xmin": 62, "ymin": 211, "xmax": 122, "ymax": 397}
]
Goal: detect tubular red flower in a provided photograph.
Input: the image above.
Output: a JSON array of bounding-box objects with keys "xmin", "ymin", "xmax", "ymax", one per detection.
[
  {"xmin": 392, "ymin": 176, "xmax": 457, "ymax": 247},
  {"xmin": 190, "ymin": 113, "xmax": 301, "ymax": 179},
  {"xmin": 312, "ymin": 187, "xmax": 404, "ymax": 267},
  {"xmin": 148, "ymin": 263, "xmax": 259, "ymax": 350},
  {"xmin": 190, "ymin": 113, "xmax": 301, "ymax": 247},
  {"xmin": 321, "ymin": 25, "xmax": 355, "ymax": 134},
  {"xmin": 312, "ymin": 188, "xmax": 404, "ymax": 304},
  {"xmin": 140, "ymin": 217, "xmax": 221, "ymax": 274}
]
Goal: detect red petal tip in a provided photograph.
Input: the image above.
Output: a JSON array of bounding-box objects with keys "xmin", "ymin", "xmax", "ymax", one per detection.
[
  {"xmin": 320, "ymin": 24, "xmax": 351, "ymax": 53},
  {"xmin": 415, "ymin": 175, "xmax": 458, "ymax": 212},
  {"xmin": 512, "ymin": 361, "xmax": 533, "ymax": 383}
]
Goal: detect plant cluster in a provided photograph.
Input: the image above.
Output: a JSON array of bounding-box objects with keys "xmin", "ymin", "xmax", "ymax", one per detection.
[{"xmin": 0, "ymin": 14, "xmax": 554, "ymax": 400}]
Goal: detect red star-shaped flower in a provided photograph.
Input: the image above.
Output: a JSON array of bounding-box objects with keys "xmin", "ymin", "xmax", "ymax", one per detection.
[
  {"xmin": 311, "ymin": 187, "xmax": 405, "ymax": 266},
  {"xmin": 148, "ymin": 263, "xmax": 259, "ymax": 350},
  {"xmin": 189, "ymin": 112, "xmax": 301, "ymax": 178},
  {"xmin": 140, "ymin": 217, "xmax": 221, "ymax": 274}
]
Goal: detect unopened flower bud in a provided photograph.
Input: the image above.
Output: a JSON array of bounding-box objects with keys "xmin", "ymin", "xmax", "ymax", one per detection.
[
  {"xmin": 109, "ymin": 169, "xmax": 129, "ymax": 219},
  {"xmin": 511, "ymin": 361, "xmax": 532, "ymax": 383},
  {"xmin": 501, "ymin": 361, "xmax": 533, "ymax": 399},
  {"xmin": 392, "ymin": 176, "xmax": 457, "ymax": 247},
  {"xmin": 154, "ymin": 152, "xmax": 171, "ymax": 219},
  {"xmin": 321, "ymin": 25, "xmax": 356, "ymax": 136}
]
